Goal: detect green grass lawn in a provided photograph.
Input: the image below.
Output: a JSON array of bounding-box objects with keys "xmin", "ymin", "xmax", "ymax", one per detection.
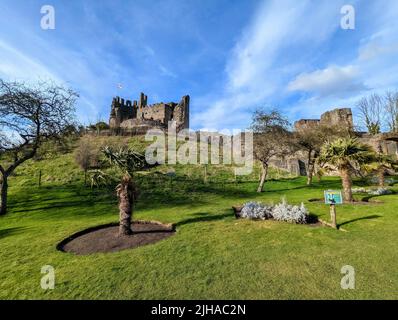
[{"xmin": 0, "ymin": 151, "xmax": 397, "ymax": 299}]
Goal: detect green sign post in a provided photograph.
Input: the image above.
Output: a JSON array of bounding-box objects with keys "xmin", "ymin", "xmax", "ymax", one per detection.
[
  {"xmin": 324, "ymin": 190, "xmax": 343, "ymax": 229},
  {"xmin": 324, "ymin": 190, "xmax": 343, "ymax": 205}
]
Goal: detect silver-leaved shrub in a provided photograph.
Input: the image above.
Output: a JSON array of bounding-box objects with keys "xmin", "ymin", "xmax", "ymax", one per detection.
[
  {"xmin": 368, "ymin": 187, "xmax": 393, "ymax": 196},
  {"xmin": 240, "ymin": 202, "xmax": 273, "ymax": 220},
  {"xmin": 352, "ymin": 187, "xmax": 367, "ymax": 194},
  {"xmin": 271, "ymin": 199, "xmax": 309, "ymax": 224},
  {"xmin": 241, "ymin": 199, "xmax": 309, "ymax": 224}
]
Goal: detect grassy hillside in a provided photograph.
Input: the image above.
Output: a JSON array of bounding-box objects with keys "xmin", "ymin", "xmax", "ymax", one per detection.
[{"xmin": 0, "ymin": 136, "xmax": 397, "ymax": 299}]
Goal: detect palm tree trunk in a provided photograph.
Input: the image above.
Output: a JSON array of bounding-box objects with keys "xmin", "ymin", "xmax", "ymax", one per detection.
[
  {"xmin": 0, "ymin": 175, "xmax": 8, "ymax": 216},
  {"xmin": 116, "ymin": 175, "xmax": 134, "ymax": 236},
  {"xmin": 340, "ymin": 166, "xmax": 353, "ymax": 202},
  {"xmin": 378, "ymin": 168, "xmax": 385, "ymax": 187},
  {"xmin": 257, "ymin": 163, "xmax": 268, "ymax": 193}
]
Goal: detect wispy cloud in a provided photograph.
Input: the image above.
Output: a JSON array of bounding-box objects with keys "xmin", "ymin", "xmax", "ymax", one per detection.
[
  {"xmin": 1, "ymin": 0, "xmax": 398, "ymax": 130},
  {"xmin": 194, "ymin": 0, "xmax": 398, "ymax": 129},
  {"xmin": 0, "ymin": 39, "xmax": 61, "ymax": 83},
  {"xmin": 194, "ymin": 0, "xmax": 346, "ymax": 129},
  {"xmin": 287, "ymin": 65, "xmax": 367, "ymax": 98}
]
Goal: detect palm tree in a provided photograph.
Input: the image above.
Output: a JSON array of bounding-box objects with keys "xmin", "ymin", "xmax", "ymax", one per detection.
[
  {"xmin": 318, "ymin": 138, "xmax": 375, "ymax": 202},
  {"xmin": 362, "ymin": 152, "xmax": 397, "ymax": 187},
  {"xmin": 102, "ymin": 146, "xmax": 147, "ymax": 236}
]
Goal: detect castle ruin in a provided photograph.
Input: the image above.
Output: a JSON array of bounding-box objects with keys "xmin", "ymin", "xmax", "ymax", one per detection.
[
  {"xmin": 277, "ymin": 107, "xmax": 398, "ymax": 176},
  {"xmin": 109, "ymin": 92, "xmax": 189, "ymax": 133},
  {"xmin": 294, "ymin": 108, "xmax": 354, "ymax": 131}
]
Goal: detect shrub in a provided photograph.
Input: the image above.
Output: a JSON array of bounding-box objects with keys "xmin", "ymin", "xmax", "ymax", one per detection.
[
  {"xmin": 240, "ymin": 202, "xmax": 273, "ymax": 220},
  {"xmin": 240, "ymin": 199, "xmax": 310, "ymax": 224},
  {"xmin": 368, "ymin": 188, "xmax": 393, "ymax": 196},
  {"xmin": 272, "ymin": 199, "xmax": 309, "ymax": 224},
  {"xmin": 352, "ymin": 187, "xmax": 367, "ymax": 194}
]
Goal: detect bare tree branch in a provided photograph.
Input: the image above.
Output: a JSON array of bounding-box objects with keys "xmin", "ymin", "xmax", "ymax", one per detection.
[
  {"xmin": 356, "ymin": 93, "xmax": 384, "ymax": 134},
  {"xmin": 385, "ymin": 91, "xmax": 398, "ymax": 133},
  {"xmin": 0, "ymin": 79, "xmax": 78, "ymax": 215}
]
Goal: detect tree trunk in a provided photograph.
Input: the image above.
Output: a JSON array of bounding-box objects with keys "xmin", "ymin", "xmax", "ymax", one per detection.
[
  {"xmin": 84, "ymin": 170, "xmax": 87, "ymax": 186},
  {"xmin": 316, "ymin": 170, "xmax": 322, "ymax": 182},
  {"xmin": 257, "ymin": 163, "xmax": 268, "ymax": 193},
  {"xmin": 307, "ymin": 151, "xmax": 315, "ymax": 185},
  {"xmin": 116, "ymin": 175, "xmax": 134, "ymax": 236},
  {"xmin": 0, "ymin": 175, "xmax": 8, "ymax": 216},
  {"xmin": 340, "ymin": 166, "xmax": 353, "ymax": 202},
  {"xmin": 378, "ymin": 168, "xmax": 385, "ymax": 187}
]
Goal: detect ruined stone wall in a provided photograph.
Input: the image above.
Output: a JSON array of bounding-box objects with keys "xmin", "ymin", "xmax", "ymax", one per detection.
[
  {"xmin": 294, "ymin": 119, "xmax": 320, "ymax": 131},
  {"xmin": 109, "ymin": 92, "xmax": 189, "ymax": 132},
  {"xmin": 141, "ymin": 103, "xmax": 174, "ymax": 125},
  {"xmin": 174, "ymin": 95, "xmax": 190, "ymax": 130},
  {"xmin": 320, "ymin": 108, "xmax": 353, "ymax": 129}
]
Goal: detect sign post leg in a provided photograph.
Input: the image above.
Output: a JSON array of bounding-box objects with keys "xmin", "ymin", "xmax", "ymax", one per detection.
[{"xmin": 330, "ymin": 204, "xmax": 337, "ymax": 229}]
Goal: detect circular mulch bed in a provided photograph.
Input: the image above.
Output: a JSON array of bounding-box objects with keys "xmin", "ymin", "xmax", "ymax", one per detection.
[{"xmin": 57, "ymin": 221, "xmax": 175, "ymax": 255}]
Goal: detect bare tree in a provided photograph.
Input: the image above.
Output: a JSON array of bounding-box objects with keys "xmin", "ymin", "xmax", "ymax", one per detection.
[
  {"xmin": 75, "ymin": 141, "xmax": 93, "ymax": 186},
  {"xmin": 0, "ymin": 79, "xmax": 77, "ymax": 215},
  {"xmin": 384, "ymin": 91, "xmax": 398, "ymax": 133},
  {"xmin": 251, "ymin": 109, "xmax": 293, "ymax": 192},
  {"xmin": 356, "ymin": 94, "xmax": 384, "ymax": 135},
  {"xmin": 294, "ymin": 123, "xmax": 352, "ymax": 185}
]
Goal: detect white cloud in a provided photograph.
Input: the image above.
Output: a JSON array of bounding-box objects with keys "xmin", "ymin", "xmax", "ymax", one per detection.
[
  {"xmin": 159, "ymin": 64, "xmax": 177, "ymax": 78},
  {"xmin": 287, "ymin": 65, "xmax": 367, "ymax": 97},
  {"xmin": 194, "ymin": 0, "xmax": 345, "ymax": 129},
  {"xmin": 0, "ymin": 39, "xmax": 62, "ymax": 83}
]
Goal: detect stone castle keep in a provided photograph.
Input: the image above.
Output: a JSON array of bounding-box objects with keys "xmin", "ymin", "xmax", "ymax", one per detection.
[{"xmin": 109, "ymin": 92, "xmax": 189, "ymax": 132}]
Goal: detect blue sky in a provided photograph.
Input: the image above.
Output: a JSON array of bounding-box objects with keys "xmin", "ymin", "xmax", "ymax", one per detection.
[{"xmin": 1, "ymin": 0, "xmax": 398, "ymax": 130}]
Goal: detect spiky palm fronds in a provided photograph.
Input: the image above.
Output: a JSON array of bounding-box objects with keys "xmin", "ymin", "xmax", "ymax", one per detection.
[
  {"xmin": 102, "ymin": 146, "xmax": 147, "ymax": 177},
  {"xmin": 88, "ymin": 147, "xmax": 147, "ymax": 188},
  {"xmin": 89, "ymin": 169, "xmax": 115, "ymax": 188},
  {"xmin": 318, "ymin": 138, "xmax": 375, "ymax": 170},
  {"xmin": 362, "ymin": 153, "xmax": 398, "ymax": 173}
]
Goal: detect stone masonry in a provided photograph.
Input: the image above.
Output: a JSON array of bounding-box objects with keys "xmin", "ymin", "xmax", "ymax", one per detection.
[
  {"xmin": 281, "ymin": 107, "xmax": 397, "ymax": 176},
  {"xmin": 109, "ymin": 92, "xmax": 189, "ymax": 133}
]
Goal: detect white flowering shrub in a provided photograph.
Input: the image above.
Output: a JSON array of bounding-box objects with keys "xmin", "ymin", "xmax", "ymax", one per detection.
[
  {"xmin": 368, "ymin": 188, "xmax": 393, "ymax": 196},
  {"xmin": 352, "ymin": 187, "xmax": 367, "ymax": 194},
  {"xmin": 271, "ymin": 199, "xmax": 309, "ymax": 224},
  {"xmin": 240, "ymin": 202, "xmax": 273, "ymax": 220},
  {"xmin": 367, "ymin": 176, "xmax": 396, "ymax": 186},
  {"xmin": 240, "ymin": 199, "xmax": 310, "ymax": 224}
]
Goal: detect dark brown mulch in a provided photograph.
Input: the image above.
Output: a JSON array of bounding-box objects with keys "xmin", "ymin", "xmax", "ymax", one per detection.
[{"xmin": 58, "ymin": 221, "xmax": 175, "ymax": 255}]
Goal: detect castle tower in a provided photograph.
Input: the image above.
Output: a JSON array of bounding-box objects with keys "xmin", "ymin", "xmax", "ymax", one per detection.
[
  {"xmin": 137, "ymin": 92, "xmax": 148, "ymax": 119},
  {"xmin": 109, "ymin": 97, "xmax": 122, "ymax": 128},
  {"xmin": 173, "ymin": 95, "xmax": 190, "ymax": 129}
]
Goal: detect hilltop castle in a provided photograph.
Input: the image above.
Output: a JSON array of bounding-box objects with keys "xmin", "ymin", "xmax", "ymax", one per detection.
[{"xmin": 109, "ymin": 92, "xmax": 189, "ymax": 133}]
